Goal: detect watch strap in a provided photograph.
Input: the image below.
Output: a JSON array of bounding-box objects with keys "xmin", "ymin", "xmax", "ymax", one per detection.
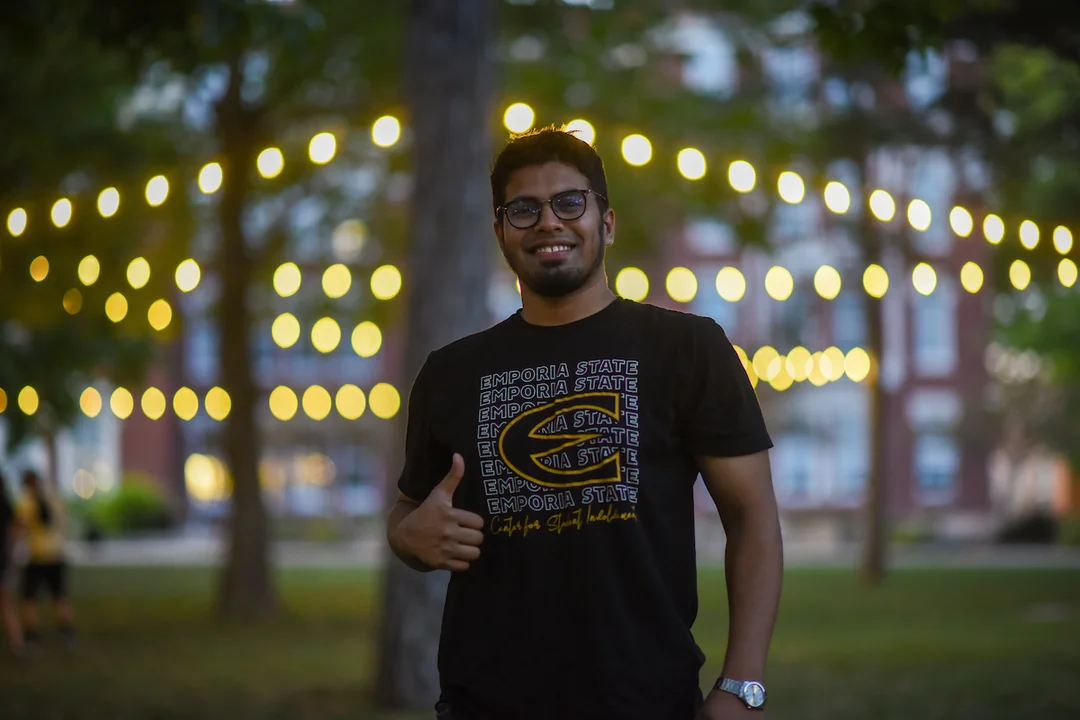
[{"xmin": 715, "ymin": 677, "xmax": 743, "ymax": 696}]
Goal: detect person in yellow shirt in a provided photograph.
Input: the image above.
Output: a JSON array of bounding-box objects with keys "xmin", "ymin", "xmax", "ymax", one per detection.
[{"xmin": 15, "ymin": 470, "xmax": 75, "ymax": 650}]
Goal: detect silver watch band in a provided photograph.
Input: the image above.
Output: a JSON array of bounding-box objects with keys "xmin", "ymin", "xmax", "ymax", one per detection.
[{"xmin": 716, "ymin": 677, "xmax": 743, "ymax": 695}]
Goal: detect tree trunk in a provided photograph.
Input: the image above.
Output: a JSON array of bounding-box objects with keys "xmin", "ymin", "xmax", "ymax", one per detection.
[
  {"xmin": 215, "ymin": 54, "xmax": 277, "ymax": 619},
  {"xmin": 43, "ymin": 424, "xmax": 60, "ymax": 495},
  {"xmin": 859, "ymin": 208, "xmax": 889, "ymax": 586},
  {"xmin": 374, "ymin": 0, "xmax": 495, "ymax": 709}
]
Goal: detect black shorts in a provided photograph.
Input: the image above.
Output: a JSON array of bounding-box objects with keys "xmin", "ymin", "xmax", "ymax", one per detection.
[{"xmin": 21, "ymin": 561, "xmax": 68, "ymax": 601}]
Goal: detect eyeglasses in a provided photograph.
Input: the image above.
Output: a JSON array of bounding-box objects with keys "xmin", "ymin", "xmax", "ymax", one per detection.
[{"xmin": 497, "ymin": 189, "xmax": 606, "ymax": 229}]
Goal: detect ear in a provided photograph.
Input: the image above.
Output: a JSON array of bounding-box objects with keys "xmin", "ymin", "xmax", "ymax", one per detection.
[
  {"xmin": 602, "ymin": 208, "xmax": 616, "ymax": 247},
  {"xmin": 494, "ymin": 219, "xmax": 505, "ymax": 250}
]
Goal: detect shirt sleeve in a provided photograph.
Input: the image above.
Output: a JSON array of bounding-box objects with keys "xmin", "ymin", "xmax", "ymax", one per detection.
[
  {"xmin": 679, "ymin": 317, "xmax": 774, "ymax": 457},
  {"xmin": 396, "ymin": 353, "xmax": 451, "ymax": 502}
]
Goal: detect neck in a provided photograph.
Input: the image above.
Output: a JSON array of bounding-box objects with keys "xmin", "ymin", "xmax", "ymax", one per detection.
[{"xmin": 519, "ymin": 271, "xmax": 616, "ymax": 326}]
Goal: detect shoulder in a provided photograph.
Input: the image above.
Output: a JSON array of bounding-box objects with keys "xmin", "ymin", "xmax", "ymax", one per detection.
[{"xmin": 426, "ymin": 316, "xmax": 517, "ymax": 370}]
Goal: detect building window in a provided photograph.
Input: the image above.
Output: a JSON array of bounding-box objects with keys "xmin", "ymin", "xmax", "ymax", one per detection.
[
  {"xmin": 775, "ymin": 293, "xmax": 812, "ymax": 349},
  {"xmin": 832, "ymin": 292, "xmax": 866, "ymax": 350},
  {"xmin": 774, "ymin": 432, "xmax": 816, "ymax": 504},
  {"xmin": 912, "ymin": 279, "xmax": 958, "ymax": 376},
  {"xmin": 909, "ymin": 150, "xmax": 955, "ymax": 256},
  {"xmin": 289, "ymin": 196, "xmax": 328, "ymax": 262},
  {"xmin": 71, "ymin": 413, "xmax": 103, "ymax": 446},
  {"xmin": 915, "ymin": 433, "xmax": 959, "ymax": 504},
  {"xmin": 684, "ymin": 218, "xmax": 737, "ymax": 256},
  {"xmin": 834, "ymin": 428, "xmax": 867, "ymax": 504},
  {"xmin": 186, "ymin": 318, "xmax": 218, "ymax": 386},
  {"xmin": 904, "ymin": 48, "xmax": 947, "ymax": 111},
  {"xmin": 770, "ymin": 201, "xmax": 821, "ymax": 246},
  {"xmin": 293, "ymin": 338, "xmax": 321, "ymax": 385},
  {"xmin": 254, "ymin": 323, "xmax": 274, "ymax": 385},
  {"xmin": 762, "ymin": 42, "xmax": 818, "ymax": 104},
  {"xmin": 821, "ymin": 77, "xmax": 851, "ymax": 109}
]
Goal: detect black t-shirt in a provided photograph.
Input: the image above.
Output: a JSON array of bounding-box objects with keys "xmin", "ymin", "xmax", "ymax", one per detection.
[{"xmin": 398, "ymin": 298, "xmax": 773, "ymax": 720}]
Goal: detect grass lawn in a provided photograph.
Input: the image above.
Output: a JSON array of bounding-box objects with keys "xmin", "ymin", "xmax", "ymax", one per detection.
[{"xmin": 1, "ymin": 565, "xmax": 1078, "ymax": 719}]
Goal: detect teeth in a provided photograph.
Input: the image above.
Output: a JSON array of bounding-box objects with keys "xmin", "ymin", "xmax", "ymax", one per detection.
[{"xmin": 536, "ymin": 245, "xmax": 571, "ymax": 254}]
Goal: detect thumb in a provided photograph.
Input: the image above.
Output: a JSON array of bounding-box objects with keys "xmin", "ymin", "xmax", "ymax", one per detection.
[{"xmin": 435, "ymin": 453, "xmax": 465, "ymax": 500}]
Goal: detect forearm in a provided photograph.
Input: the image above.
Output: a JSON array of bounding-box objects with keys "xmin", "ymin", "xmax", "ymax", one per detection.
[
  {"xmin": 386, "ymin": 500, "xmax": 435, "ymax": 572},
  {"xmin": 720, "ymin": 509, "xmax": 784, "ymax": 679}
]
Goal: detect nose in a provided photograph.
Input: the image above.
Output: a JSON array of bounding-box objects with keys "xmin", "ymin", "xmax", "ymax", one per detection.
[{"xmin": 534, "ymin": 200, "xmax": 564, "ymax": 233}]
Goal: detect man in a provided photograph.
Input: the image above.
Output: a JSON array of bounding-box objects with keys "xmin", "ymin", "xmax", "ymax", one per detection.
[{"xmin": 387, "ymin": 127, "xmax": 783, "ymax": 720}]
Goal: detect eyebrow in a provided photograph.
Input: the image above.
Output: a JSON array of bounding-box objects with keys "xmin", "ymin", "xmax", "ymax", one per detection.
[{"xmin": 505, "ymin": 188, "xmax": 584, "ymax": 204}]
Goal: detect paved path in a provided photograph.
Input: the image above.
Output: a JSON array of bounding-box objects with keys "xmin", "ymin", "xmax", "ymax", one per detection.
[{"xmin": 62, "ymin": 527, "xmax": 1080, "ymax": 570}]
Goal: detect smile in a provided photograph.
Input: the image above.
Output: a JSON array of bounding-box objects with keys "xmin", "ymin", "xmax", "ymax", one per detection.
[{"xmin": 533, "ymin": 245, "xmax": 573, "ymax": 254}]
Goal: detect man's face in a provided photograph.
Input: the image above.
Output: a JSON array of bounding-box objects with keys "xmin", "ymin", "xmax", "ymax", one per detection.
[{"xmin": 495, "ymin": 162, "xmax": 614, "ymax": 298}]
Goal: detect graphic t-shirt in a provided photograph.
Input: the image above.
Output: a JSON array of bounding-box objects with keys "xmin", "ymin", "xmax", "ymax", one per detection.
[{"xmin": 398, "ymin": 298, "xmax": 773, "ymax": 720}]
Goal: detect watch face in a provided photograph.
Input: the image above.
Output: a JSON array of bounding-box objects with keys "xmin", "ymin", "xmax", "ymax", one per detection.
[{"xmin": 743, "ymin": 682, "xmax": 766, "ymax": 708}]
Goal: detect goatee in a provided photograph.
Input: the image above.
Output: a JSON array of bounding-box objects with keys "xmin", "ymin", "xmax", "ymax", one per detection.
[{"xmin": 505, "ymin": 221, "xmax": 606, "ymax": 298}]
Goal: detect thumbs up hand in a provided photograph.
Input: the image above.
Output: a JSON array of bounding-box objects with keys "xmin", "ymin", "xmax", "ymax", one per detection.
[{"xmin": 395, "ymin": 454, "xmax": 485, "ymax": 572}]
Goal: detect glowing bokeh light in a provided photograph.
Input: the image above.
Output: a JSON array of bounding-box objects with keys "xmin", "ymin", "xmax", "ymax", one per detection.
[
  {"xmin": 615, "ymin": 267, "xmax": 649, "ymax": 301},
  {"xmin": 665, "ymin": 267, "xmax": 697, "ymax": 302},
  {"xmin": 715, "ymin": 267, "xmax": 746, "ymax": 302}
]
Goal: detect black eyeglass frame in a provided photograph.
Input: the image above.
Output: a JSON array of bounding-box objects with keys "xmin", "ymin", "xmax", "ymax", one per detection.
[{"xmin": 496, "ymin": 188, "xmax": 607, "ymax": 229}]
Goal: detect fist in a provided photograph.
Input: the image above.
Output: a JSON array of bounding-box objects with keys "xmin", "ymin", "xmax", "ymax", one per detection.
[{"xmin": 396, "ymin": 454, "xmax": 485, "ymax": 572}]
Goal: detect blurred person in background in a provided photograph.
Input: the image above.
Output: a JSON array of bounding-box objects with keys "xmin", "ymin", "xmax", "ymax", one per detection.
[
  {"xmin": 16, "ymin": 469, "xmax": 75, "ymax": 651},
  {"xmin": 0, "ymin": 470, "xmax": 25, "ymax": 658},
  {"xmin": 387, "ymin": 128, "xmax": 783, "ymax": 720}
]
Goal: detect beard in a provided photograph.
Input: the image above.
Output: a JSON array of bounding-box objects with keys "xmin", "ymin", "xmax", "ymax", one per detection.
[{"xmin": 502, "ymin": 218, "xmax": 606, "ymax": 298}]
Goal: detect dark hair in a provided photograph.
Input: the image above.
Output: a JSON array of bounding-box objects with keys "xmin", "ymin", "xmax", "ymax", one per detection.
[
  {"xmin": 490, "ymin": 125, "xmax": 609, "ymax": 215},
  {"xmin": 22, "ymin": 470, "xmax": 52, "ymax": 527}
]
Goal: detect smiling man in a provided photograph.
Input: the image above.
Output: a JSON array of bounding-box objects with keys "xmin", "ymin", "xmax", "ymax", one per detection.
[{"xmin": 386, "ymin": 127, "xmax": 783, "ymax": 720}]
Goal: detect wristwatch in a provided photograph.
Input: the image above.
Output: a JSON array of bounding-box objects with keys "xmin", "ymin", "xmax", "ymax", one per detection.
[{"xmin": 714, "ymin": 677, "xmax": 767, "ymax": 710}]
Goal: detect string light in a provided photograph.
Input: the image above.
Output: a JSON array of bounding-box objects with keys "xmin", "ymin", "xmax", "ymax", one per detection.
[
  {"xmin": 308, "ymin": 132, "xmax": 337, "ymax": 165},
  {"xmin": 1019, "ymin": 220, "xmax": 1039, "ymax": 250},
  {"xmin": 615, "ymin": 267, "xmax": 649, "ymax": 301},
  {"xmin": 676, "ymin": 148, "xmax": 707, "ymax": 180},
  {"xmin": 907, "ymin": 199, "xmax": 931, "ymax": 231},
  {"xmin": 960, "ymin": 262, "xmax": 984, "ymax": 294},
  {"xmin": 198, "ymin": 163, "xmax": 223, "ymax": 194},
  {"xmin": 715, "ymin": 267, "xmax": 746, "ymax": 302},
  {"xmin": 949, "ymin": 206, "xmax": 973, "ymax": 237},
  {"xmin": 983, "ymin": 214, "xmax": 1005, "ymax": 244},
  {"xmin": 777, "ymin": 171, "xmax": 805, "ymax": 204},
  {"xmin": 1, "ymin": 114, "xmax": 1073, "ymax": 391},
  {"xmin": 1, "ymin": 110, "xmax": 1067, "ymax": 265},
  {"xmin": 564, "ymin": 119, "xmax": 595, "ymax": 145},
  {"xmin": 503, "ymin": 103, "xmax": 535, "ymax": 133},
  {"xmin": 823, "ymin": 182, "xmax": 850, "ymax": 213},
  {"xmin": 728, "ymin": 161, "xmax": 755, "ymax": 192},
  {"xmin": 372, "ymin": 116, "xmax": 401, "ymax": 147},
  {"xmin": 98, "ymin": 188, "xmax": 120, "ymax": 217},
  {"xmin": 621, "ymin": 134, "xmax": 652, "ymax": 166},
  {"xmin": 868, "ymin": 190, "xmax": 895, "ymax": 222},
  {"xmin": 1, "ymin": 346, "xmax": 900, "ymax": 428}
]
